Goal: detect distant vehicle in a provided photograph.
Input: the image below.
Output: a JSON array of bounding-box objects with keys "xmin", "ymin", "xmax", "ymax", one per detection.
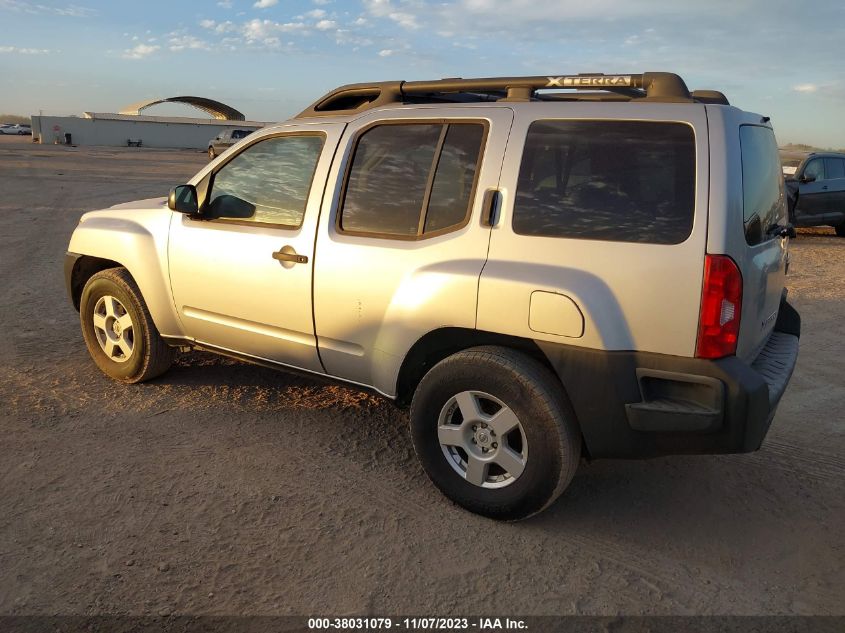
[
  {"xmin": 784, "ymin": 152, "xmax": 845, "ymax": 236},
  {"xmin": 208, "ymin": 129, "xmax": 254, "ymax": 159},
  {"xmin": 781, "ymin": 158, "xmax": 802, "ymax": 177},
  {"xmin": 0, "ymin": 124, "xmax": 31, "ymax": 135}
]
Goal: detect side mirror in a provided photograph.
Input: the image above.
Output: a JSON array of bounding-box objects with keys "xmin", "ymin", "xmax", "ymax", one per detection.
[
  {"xmin": 800, "ymin": 174, "xmax": 816, "ymax": 184},
  {"xmin": 168, "ymin": 184, "xmax": 199, "ymax": 214}
]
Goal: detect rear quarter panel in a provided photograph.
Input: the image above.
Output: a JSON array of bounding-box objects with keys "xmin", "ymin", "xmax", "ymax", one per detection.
[{"xmin": 479, "ymin": 102, "xmax": 711, "ymax": 357}]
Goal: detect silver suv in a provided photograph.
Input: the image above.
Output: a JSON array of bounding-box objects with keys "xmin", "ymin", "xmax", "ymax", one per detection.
[{"xmin": 65, "ymin": 72, "xmax": 801, "ymax": 519}]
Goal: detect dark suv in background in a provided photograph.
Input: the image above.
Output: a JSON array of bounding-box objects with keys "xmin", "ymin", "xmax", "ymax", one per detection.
[{"xmin": 785, "ymin": 152, "xmax": 845, "ymax": 236}]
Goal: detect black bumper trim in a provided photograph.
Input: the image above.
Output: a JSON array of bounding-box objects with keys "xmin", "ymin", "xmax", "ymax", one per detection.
[
  {"xmin": 536, "ymin": 299, "xmax": 800, "ymax": 460},
  {"xmin": 751, "ymin": 331, "xmax": 799, "ymax": 409}
]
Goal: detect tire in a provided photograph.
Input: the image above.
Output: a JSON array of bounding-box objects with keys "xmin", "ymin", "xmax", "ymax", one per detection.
[
  {"xmin": 208, "ymin": 146, "xmax": 216, "ymax": 160},
  {"xmin": 410, "ymin": 346, "xmax": 581, "ymax": 520},
  {"xmin": 835, "ymin": 222, "xmax": 845, "ymax": 237},
  {"xmin": 79, "ymin": 267, "xmax": 175, "ymax": 383}
]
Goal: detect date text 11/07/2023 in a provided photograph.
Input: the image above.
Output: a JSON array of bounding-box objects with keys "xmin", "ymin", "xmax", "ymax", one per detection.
[{"xmin": 307, "ymin": 617, "xmax": 528, "ymax": 630}]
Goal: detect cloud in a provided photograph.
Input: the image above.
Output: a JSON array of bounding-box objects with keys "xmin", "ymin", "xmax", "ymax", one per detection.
[
  {"xmin": 0, "ymin": 45, "xmax": 51, "ymax": 54},
  {"xmin": 0, "ymin": 1, "xmax": 96, "ymax": 17},
  {"xmin": 200, "ymin": 19, "xmax": 238, "ymax": 34},
  {"xmin": 315, "ymin": 19, "xmax": 336, "ymax": 30},
  {"xmin": 168, "ymin": 34, "xmax": 209, "ymax": 51},
  {"xmin": 241, "ymin": 18, "xmax": 307, "ymax": 47},
  {"xmin": 122, "ymin": 43, "xmax": 159, "ymax": 59},
  {"xmin": 793, "ymin": 84, "xmax": 818, "ymax": 93},
  {"xmin": 334, "ymin": 29, "xmax": 373, "ymax": 47},
  {"xmin": 217, "ymin": 0, "xmax": 232, "ymax": 6},
  {"xmin": 361, "ymin": 0, "xmax": 749, "ymax": 36},
  {"xmin": 253, "ymin": 0, "xmax": 278, "ymax": 8},
  {"xmin": 305, "ymin": 9, "xmax": 326, "ymax": 18},
  {"xmin": 363, "ymin": 0, "xmax": 420, "ymax": 29},
  {"xmin": 378, "ymin": 48, "xmax": 393, "ymax": 57},
  {"xmin": 52, "ymin": 3, "xmax": 95, "ymax": 17},
  {"xmin": 451, "ymin": 0, "xmax": 740, "ymax": 21}
]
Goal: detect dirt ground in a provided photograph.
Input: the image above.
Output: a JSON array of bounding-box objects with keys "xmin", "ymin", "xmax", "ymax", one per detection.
[{"xmin": 0, "ymin": 135, "xmax": 843, "ymax": 617}]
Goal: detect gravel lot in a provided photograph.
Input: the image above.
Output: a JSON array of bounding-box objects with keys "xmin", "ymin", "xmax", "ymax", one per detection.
[{"xmin": 0, "ymin": 135, "xmax": 843, "ymax": 617}]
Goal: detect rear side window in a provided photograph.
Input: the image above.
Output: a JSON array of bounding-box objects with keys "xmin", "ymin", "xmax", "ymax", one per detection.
[
  {"xmin": 824, "ymin": 157, "xmax": 845, "ymax": 180},
  {"xmin": 512, "ymin": 120, "xmax": 695, "ymax": 244},
  {"xmin": 340, "ymin": 122, "xmax": 485, "ymax": 238},
  {"xmin": 740, "ymin": 125, "xmax": 786, "ymax": 245}
]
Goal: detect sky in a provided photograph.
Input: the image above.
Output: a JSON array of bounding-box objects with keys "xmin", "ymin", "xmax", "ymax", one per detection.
[{"xmin": 1, "ymin": 0, "xmax": 843, "ymax": 147}]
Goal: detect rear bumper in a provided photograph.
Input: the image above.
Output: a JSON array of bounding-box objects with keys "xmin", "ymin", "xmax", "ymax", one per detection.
[{"xmin": 537, "ymin": 299, "xmax": 800, "ymax": 459}]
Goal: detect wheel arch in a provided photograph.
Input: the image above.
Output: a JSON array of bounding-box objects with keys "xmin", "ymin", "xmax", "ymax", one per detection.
[
  {"xmin": 395, "ymin": 327, "xmax": 558, "ymax": 406},
  {"xmin": 67, "ymin": 255, "xmax": 123, "ymax": 311}
]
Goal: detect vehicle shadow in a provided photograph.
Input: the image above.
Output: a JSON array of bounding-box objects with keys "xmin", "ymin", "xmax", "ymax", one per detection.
[{"xmin": 154, "ymin": 351, "xmax": 831, "ymax": 564}]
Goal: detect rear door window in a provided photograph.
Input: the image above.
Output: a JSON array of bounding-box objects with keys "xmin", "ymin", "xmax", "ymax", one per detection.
[
  {"xmin": 824, "ymin": 158, "xmax": 845, "ymax": 180},
  {"xmin": 740, "ymin": 125, "xmax": 786, "ymax": 245},
  {"xmin": 339, "ymin": 122, "xmax": 485, "ymax": 238},
  {"xmin": 512, "ymin": 120, "xmax": 696, "ymax": 244}
]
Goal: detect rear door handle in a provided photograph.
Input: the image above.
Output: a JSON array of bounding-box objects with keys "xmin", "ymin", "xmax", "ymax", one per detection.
[
  {"xmin": 272, "ymin": 249, "xmax": 308, "ymax": 264},
  {"xmin": 482, "ymin": 189, "xmax": 501, "ymax": 226}
]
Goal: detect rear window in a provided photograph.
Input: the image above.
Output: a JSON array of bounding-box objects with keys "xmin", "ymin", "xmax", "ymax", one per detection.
[
  {"xmin": 512, "ymin": 120, "xmax": 696, "ymax": 244},
  {"xmin": 740, "ymin": 125, "xmax": 786, "ymax": 245}
]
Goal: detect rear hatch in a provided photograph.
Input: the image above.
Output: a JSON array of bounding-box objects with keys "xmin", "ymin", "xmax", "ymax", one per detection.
[{"xmin": 733, "ymin": 123, "xmax": 789, "ymax": 361}]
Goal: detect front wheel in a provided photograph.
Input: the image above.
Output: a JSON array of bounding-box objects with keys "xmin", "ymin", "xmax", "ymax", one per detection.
[
  {"xmin": 208, "ymin": 146, "xmax": 216, "ymax": 160},
  {"xmin": 79, "ymin": 268, "xmax": 175, "ymax": 383},
  {"xmin": 410, "ymin": 346, "xmax": 581, "ymax": 520},
  {"xmin": 835, "ymin": 222, "xmax": 845, "ymax": 237}
]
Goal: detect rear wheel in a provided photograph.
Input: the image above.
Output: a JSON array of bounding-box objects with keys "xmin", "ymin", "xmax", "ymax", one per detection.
[
  {"xmin": 410, "ymin": 346, "xmax": 581, "ymax": 520},
  {"xmin": 79, "ymin": 268, "xmax": 175, "ymax": 383},
  {"xmin": 835, "ymin": 222, "xmax": 845, "ymax": 237}
]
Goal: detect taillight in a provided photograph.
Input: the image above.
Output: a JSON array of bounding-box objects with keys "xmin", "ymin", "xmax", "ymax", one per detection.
[{"xmin": 696, "ymin": 254, "xmax": 743, "ymax": 359}]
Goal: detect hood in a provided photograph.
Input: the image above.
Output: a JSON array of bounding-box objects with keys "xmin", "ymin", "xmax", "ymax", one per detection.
[{"xmin": 108, "ymin": 197, "xmax": 168, "ymax": 211}]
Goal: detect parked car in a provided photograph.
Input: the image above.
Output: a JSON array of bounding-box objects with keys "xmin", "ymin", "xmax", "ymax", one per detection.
[
  {"xmin": 0, "ymin": 123, "xmax": 31, "ymax": 135},
  {"xmin": 207, "ymin": 128, "xmax": 254, "ymax": 160},
  {"xmin": 0, "ymin": 123, "xmax": 26, "ymax": 135},
  {"xmin": 65, "ymin": 72, "xmax": 800, "ymax": 519},
  {"xmin": 784, "ymin": 152, "xmax": 845, "ymax": 236}
]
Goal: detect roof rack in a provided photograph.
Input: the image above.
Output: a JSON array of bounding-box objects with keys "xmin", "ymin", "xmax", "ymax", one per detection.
[{"xmin": 296, "ymin": 72, "xmax": 730, "ymax": 118}]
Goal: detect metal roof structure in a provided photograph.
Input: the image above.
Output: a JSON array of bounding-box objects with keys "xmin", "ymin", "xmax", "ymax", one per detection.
[{"xmin": 119, "ymin": 96, "xmax": 245, "ymax": 121}]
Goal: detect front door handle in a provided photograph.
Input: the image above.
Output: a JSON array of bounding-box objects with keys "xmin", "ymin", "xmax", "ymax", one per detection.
[{"xmin": 272, "ymin": 247, "xmax": 308, "ymax": 265}]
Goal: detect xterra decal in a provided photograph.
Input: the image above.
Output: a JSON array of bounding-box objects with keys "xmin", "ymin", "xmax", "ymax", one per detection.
[{"xmin": 546, "ymin": 76, "xmax": 632, "ymax": 87}]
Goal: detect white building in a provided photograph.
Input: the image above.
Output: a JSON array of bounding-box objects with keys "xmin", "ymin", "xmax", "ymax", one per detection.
[{"xmin": 30, "ymin": 96, "xmax": 270, "ymax": 149}]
